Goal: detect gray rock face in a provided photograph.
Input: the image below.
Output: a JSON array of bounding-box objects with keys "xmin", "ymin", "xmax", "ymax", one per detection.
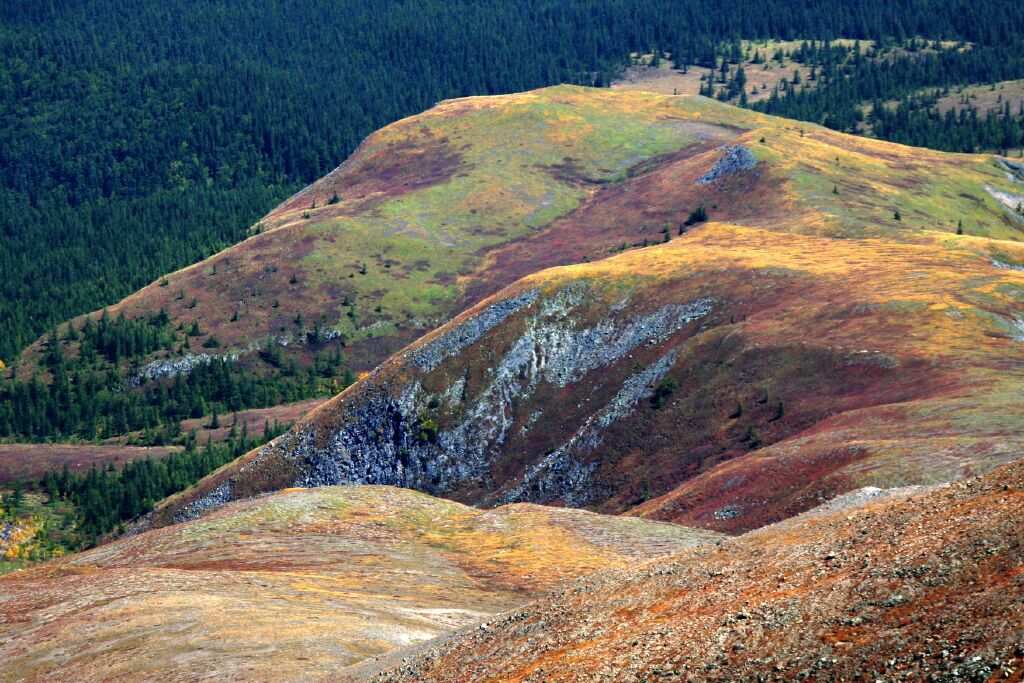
[
  {"xmin": 279, "ymin": 284, "xmax": 714, "ymax": 508},
  {"xmin": 131, "ymin": 353, "xmax": 235, "ymax": 386},
  {"xmin": 274, "ymin": 327, "xmax": 344, "ymax": 348},
  {"xmin": 713, "ymin": 504, "xmax": 742, "ymax": 520},
  {"xmin": 997, "ymin": 158, "xmax": 1024, "ymax": 182},
  {"xmin": 1012, "ymin": 318, "xmax": 1024, "ymax": 342},
  {"xmin": 993, "ymin": 259, "xmax": 1024, "ymax": 272},
  {"xmin": 698, "ymin": 145, "xmax": 757, "ymax": 185},
  {"xmin": 984, "ymin": 185, "xmax": 1024, "ymax": 222},
  {"xmin": 165, "ymin": 281, "xmax": 718, "ymax": 524},
  {"xmin": 409, "ymin": 290, "xmax": 540, "ymax": 371},
  {"xmin": 173, "ymin": 481, "xmax": 233, "ymax": 523},
  {"xmin": 501, "ymin": 349, "xmax": 680, "ymax": 506}
]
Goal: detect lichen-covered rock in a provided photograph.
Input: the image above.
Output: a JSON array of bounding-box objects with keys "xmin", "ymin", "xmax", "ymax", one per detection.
[
  {"xmin": 997, "ymin": 157, "xmax": 1024, "ymax": 182},
  {"xmin": 993, "ymin": 258, "xmax": 1024, "ymax": 271},
  {"xmin": 1012, "ymin": 318, "xmax": 1024, "ymax": 342},
  {"xmin": 985, "ymin": 185, "xmax": 1024, "ymax": 221},
  {"xmin": 501, "ymin": 349, "xmax": 680, "ymax": 506},
  {"xmin": 410, "ymin": 289, "xmax": 539, "ymax": 371}
]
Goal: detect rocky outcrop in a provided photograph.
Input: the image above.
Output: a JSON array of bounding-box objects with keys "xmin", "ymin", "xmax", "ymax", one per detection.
[
  {"xmin": 997, "ymin": 157, "xmax": 1024, "ymax": 182},
  {"xmin": 130, "ymin": 353, "xmax": 236, "ymax": 386},
  {"xmin": 172, "ymin": 481, "xmax": 232, "ymax": 523},
  {"xmin": 501, "ymin": 349, "xmax": 680, "ymax": 506},
  {"xmin": 273, "ymin": 283, "xmax": 714, "ymax": 508},
  {"xmin": 698, "ymin": 145, "xmax": 757, "ymax": 185},
  {"xmin": 985, "ymin": 185, "xmax": 1024, "ymax": 221},
  {"xmin": 993, "ymin": 258, "xmax": 1024, "ymax": 271},
  {"xmin": 409, "ymin": 289, "xmax": 539, "ymax": 371}
]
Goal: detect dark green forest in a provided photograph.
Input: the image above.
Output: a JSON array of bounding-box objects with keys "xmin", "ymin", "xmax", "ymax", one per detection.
[
  {"xmin": 2, "ymin": 421, "xmax": 289, "ymax": 560},
  {"xmin": 0, "ymin": 310, "xmax": 352, "ymax": 440},
  {"xmin": 5, "ymin": 0, "xmax": 1024, "ymax": 363},
  {"xmin": 748, "ymin": 40, "xmax": 1024, "ymax": 151}
]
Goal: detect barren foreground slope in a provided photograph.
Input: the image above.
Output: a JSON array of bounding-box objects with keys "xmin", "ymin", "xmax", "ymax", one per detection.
[
  {"xmin": 0, "ymin": 485, "xmax": 715, "ymax": 681},
  {"xmin": 380, "ymin": 459, "xmax": 1024, "ymax": 683}
]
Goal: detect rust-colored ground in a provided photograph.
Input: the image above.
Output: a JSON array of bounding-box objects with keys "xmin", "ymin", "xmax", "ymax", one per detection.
[
  {"xmin": 0, "ymin": 400, "xmax": 326, "ymax": 484},
  {"xmin": 133, "ymin": 85, "xmax": 1024, "ymax": 549},
  {"xmin": 161, "ymin": 217, "xmax": 1024, "ymax": 533},
  {"xmin": 934, "ymin": 79, "xmax": 1024, "ymax": 117},
  {"xmin": 5, "ymin": 86, "xmax": 1024, "ymax": 682},
  {"xmin": 176, "ymin": 397, "xmax": 326, "ymax": 443},
  {"xmin": 0, "ymin": 444, "xmax": 179, "ymax": 484},
  {"xmin": 378, "ymin": 459, "xmax": 1024, "ymax": 682}
]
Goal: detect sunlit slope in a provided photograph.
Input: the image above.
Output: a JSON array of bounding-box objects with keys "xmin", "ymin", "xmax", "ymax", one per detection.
[
  {"xmin": 23, "ymin": 87, "xmax": 739, "ymax": 369},
  {"xmin": 23, "ymin": 85, "xmax": 1024, "ymax": 371},
  {"xmin": 377, "ymin": 459, "xmax": 1024, "ymax": 682},
  {"xmin": 0, "ymin": 485, "xmax": 716, "ymax": 682},
  {"xmin": 153, "ymin": 215, "xmax": 1024, "ymax": 531}
]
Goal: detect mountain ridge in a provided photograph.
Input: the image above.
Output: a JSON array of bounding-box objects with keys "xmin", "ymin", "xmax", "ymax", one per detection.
[
  {"xmin": 22, "ymin": 85, "xmax": 1023, "ymax": 378},
  {"xmin": 2, "ymin": 84, "xmax": 1024, "ymax": 682},
  {"xmin": 118, "ymin": 86, "xmax": 1024, "ymax": 534}
]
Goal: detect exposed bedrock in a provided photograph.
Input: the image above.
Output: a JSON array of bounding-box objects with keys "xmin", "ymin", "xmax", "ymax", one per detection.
[
  {"xmin": 697, "ymin": 145, "xmax": 757, "ymax": 185},
  {"xmin": 279, "ymin": 286, "xmax": 715, "ymax": 505},
  {"xmin": 173, "ymin": 275, "xmax": 922, "ymax": 525},
  {"xmin": 129, "ymin": 353, "xmax": 236, "ymax": 386}
]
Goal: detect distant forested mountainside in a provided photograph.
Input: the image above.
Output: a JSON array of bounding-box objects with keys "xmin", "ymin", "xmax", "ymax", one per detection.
[
  {"xmin": 750, "ymin": 40, "xmax": 1024, "ymax": 151},
  {"xmin": 3, "ymin": 0, "xmax": 1024, "ymax": 362}
]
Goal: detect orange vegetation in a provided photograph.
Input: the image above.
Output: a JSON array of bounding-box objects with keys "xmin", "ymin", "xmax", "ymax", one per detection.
[
  {"xmin": 0, "ymin": 485, "xmax": 716, "ymax": 681},
  {"xmin": 379, "ymin": 459, "xmax": 1024, "ymax": 682}
]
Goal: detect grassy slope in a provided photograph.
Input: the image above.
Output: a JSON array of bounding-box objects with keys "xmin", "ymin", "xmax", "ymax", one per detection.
[
  {"xmin": 152, "ymin": 88, "xmax": 1024, "ymax": 531},
  {"xmin": 18, "ymin": 87, "xmax": 743, "ymax": 373},
  {"xmin": 930, "ymin": 79, "xmax": 1024, "ymax": 116},
  {"xmin": 5, "ymin": 86, "xmax": 1024, "ymax": 682},
  {"xmin": 0, "ymin": 484, "xmax": 717, "ymax": 681},
  {"xmin": 18, "ymin": 84, "xmax": 1023, "ymax": 372}
]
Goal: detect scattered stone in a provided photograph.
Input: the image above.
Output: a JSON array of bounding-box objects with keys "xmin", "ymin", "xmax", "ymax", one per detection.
[
  {"xmin": 172, "ymin": 481, "xmax": 233, "ymax": 523},
  {"xmin": 714, "ymin": 504, "xmax": 743, "ymax": 520},
  {"xmin": 984, "ymin": 185, "xmax": 1024, "ymax": 221}
]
